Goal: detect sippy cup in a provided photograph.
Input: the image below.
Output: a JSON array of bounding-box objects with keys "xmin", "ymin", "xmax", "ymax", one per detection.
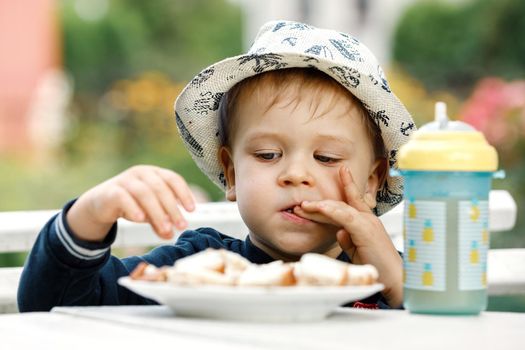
[{"xmin": 395, "ymin": 102, "xmax": 501, "ymax": 315}]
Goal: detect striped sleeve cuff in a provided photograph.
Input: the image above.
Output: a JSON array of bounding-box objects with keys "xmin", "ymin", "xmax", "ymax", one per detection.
[
  {"xmin": 47, "ymin": 199, "xmax": 117, "ymax": 267},
  {"xmin": 55, "ymin": 210, "xmax": 110, "ymax": 260}
]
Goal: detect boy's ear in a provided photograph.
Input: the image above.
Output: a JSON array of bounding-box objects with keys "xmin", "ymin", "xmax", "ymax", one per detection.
[
  {"xmin": 218, "ymin": 146, "xmax": 236, "ymax": 201},
  {"xmin": 364, "ymin": 158, "xmax": 388, "ymax": 209}
]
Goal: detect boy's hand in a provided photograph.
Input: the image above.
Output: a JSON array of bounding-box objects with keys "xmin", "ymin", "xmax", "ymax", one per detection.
[
  {"xmin": 293, "ymin": 166, "xmax": 403, "ymax": 308},
  {"xmin": 67, "ymin": 165, "xmax": 196, "ymax": 242}
]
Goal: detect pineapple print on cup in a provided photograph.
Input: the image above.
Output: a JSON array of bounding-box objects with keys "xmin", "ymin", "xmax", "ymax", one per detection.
[
  {"xmin": 422, "ymin": 263, "xmax": 434, "ymax": 287},
  {"xmin": 408, "ymin": 198, "xmax": 417, "ymax": 219},
  {"xmin": 481, "ymin": 262, "xmax": 487, "ymax": 287},
  {"xmin": 470, "ymin": 240, "xmax": 480, "ymax": 265},
  {"xmin": 470, "ymin": 198, "xmax": 480, "ymax": 222},
  {"xmin": 422, "ymin": 219, "xmax": 434, "ymax": 243},
  {"xmin": 482, "ymin": 222, "xmax": 489, "ymax": 246},
  {"xmin": 408, "ymin": 239, "xmax": 417, "ymax": 263}
]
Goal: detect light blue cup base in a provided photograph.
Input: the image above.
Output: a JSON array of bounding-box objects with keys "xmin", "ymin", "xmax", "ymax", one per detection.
[{"xmin": 404, "ymin": 289, "xmax": 487, "ymax": 315}]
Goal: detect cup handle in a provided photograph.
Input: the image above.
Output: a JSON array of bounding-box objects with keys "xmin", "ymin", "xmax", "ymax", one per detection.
[
  {"xmin": 493, "ymin": 170, "xmax": 506, "ymax": 179},
  {"xmin": 389, "ymin": 169, "xmax": 401, "ymax": 177}
]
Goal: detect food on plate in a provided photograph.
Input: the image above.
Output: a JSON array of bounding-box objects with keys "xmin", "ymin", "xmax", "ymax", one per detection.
[
  {"xmin": 130, "ymin": 262, "xmax": 168, "ymax": 282},
  {"xmin": 294, "ymin": 253, "xmax": 348, "ymax": 286},
  {"xmin": 129, "ymin": 248, "xmax": 378, "ymax": 287},
  {"xmin": 167, "ymin": 267, "xmax": 235, "ymax": 286},
  {"xmin": 293, "ymin": 253, "xmax": 379, "ymax": 286},
  {"xmin": 173, "ymin": 248, "xmax": 226, "ymax": 273},
  {"xmin": 347, "ymin": 264, "xmax": 379, "ymax": 285},
  {"xmin": 237, "ymin": 260, "xmax": 296, "ymax": 287}
]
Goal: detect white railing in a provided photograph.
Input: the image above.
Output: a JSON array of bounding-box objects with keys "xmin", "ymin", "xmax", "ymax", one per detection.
[
  {"xmin": 0, "ymin": 190, "xmax": 517, "ymax": 252},
  {"xmin": 0, "ymin": 190, "xmax": 523, "ymax": 314}
]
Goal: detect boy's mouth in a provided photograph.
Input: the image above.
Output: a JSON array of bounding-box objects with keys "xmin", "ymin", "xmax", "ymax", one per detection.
[
  {"xmin": 281, "ymin": 204, "xmax": 300, "ymax": 213},
  {"xmin": 280, "ymin": 205, "xmax": 313, "ymax": 224}
]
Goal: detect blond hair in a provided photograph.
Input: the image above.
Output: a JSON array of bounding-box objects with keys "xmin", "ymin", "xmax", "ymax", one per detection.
[{"xmin": 218, "ymin": 68, "xmax": 386, "ymax": 160}]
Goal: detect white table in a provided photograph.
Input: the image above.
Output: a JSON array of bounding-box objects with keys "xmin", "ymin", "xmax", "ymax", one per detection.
[{"xmin": 0, "ymin": 305, "xmax": 523, "ymax": 349}]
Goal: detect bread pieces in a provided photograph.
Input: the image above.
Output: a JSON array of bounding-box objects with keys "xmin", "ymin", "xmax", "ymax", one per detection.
[
  {"xmin": 237, "ymin": 261, "xmax": 296, "ymax": 287},
  {"xmin": 130, "ymin": 249, "xmax": 378, "ymax": 287},
  {"xmin": 294, "ymin": 253, "xmax": 348, "ymax": 286},
  {"xmin": 167, "ymin": 248, "xmax": 251, "ymax": 286},
  {"xmin": 347, "ymin": 264, "xmax": 379, "ymax": 286},
  {"xmin": 173, "ymin": 248, "xmax": 226, "ymax": 273},
  {"xmin": 166, "ymin": 268, "xmax": 235, "ymax": 286},
  {"xmin": 130, "ymin": 261, "xmax": 168, "ymax": 282}
]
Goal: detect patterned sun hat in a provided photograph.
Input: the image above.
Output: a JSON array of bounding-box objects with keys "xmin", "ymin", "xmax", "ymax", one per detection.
[{"xmin": 175, "ymin": 20, "xmax": 416, "ymax": 216}]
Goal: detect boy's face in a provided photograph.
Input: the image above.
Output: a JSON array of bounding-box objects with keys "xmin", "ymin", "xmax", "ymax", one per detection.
[{"xmin": 219, "ymin": 83, "xmax": 382, "ymax": 261}]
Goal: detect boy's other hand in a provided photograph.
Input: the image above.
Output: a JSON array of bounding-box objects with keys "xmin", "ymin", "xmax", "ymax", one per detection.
[
  {"xmin": 293, "ymin": 166, "xmax": 403, "ymax": 308},
  {"xmin": 67, "ymin": 165, "xmax": 196, "ymax": 242}
]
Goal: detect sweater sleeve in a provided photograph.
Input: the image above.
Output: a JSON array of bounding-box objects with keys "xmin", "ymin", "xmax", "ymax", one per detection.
[{"xmin": 18, "ymin": 200, "xmax": 154, "ymax": 312}]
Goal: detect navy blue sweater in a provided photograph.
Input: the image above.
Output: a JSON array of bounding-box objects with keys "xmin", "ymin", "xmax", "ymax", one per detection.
[{"xmin": 18, "ymin": 200, "xmax": 390, "ymax": 312}]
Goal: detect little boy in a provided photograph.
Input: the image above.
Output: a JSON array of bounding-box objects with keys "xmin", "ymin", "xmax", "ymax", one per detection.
[{"xmin": 18, "ymin": 20, "xmax": 415, "ymax": 311}]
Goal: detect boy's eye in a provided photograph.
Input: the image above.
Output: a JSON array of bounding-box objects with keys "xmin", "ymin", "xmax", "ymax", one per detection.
[
  {"xmin": 315, "ymin": 154, "xmax": 339, "ymax": 163},
  {"xmin": 255, "ymin": 152, "xmax": 281, "ymax": 160}
]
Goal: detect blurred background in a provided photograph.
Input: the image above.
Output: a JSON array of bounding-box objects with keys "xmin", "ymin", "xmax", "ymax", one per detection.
[{"xmin": 0, "ymin": 0, "xmax": 524, "ymax": 310}]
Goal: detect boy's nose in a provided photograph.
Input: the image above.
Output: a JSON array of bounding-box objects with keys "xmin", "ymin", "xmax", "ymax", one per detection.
[{"xmin": 277, "ymin": 161, "xmax": 315, "ymax": 187}]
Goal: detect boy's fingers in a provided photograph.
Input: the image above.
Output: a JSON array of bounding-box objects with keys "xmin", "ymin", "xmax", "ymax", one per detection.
[
  {"xmin": 137, "ymin": 171, "xmax": 188, "ymax": 231},
  {"xmin": 115, "ymin": 187, "xmax": 145, "ymax": 222},
  {"xmin": 99, "ymin": 184, "xmax": 145, "ymax": 224},
  {"xmin": 301, "ymin": 200, "xmax": 361, "ymax": 233},
  {"xmin": 157, "ymin": 168, "xmax": 196, "ymax": 212},
  {"xmin": 340, "ymin": 166, "xmax": 371, "ymax": 213},
  {"xmin": 293, "ymin": 206, "xmax": 339, "ymax": 226},
  {"xmin": 121, "ymin": 178, "xmax": 173, "ymax": 238},
  {"xmin": 336, "ymin": 229, "xmax": 358, "ymax": 262},
  {"xmin": 336, "ymin": 228, "xmax": 353, "ymax": 251}
]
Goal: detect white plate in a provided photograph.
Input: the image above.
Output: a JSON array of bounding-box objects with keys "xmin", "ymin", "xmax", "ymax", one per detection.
[{"xmin": 118, "ymin": 277, "xmax": 384, "ymax": 322}]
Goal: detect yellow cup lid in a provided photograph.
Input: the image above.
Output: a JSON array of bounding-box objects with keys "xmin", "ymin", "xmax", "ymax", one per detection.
[{"xmin": 398, "ymin": 102, "xmax": 498, "ymax": 172}]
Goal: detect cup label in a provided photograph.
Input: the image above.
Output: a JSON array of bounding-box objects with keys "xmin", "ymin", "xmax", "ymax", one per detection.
[
  {"xmin": 458, "ymin": 199, "xmax": 489, "ymax": 290},
  {"xmin": 403, "ymin": 200, "xmax": 446, "ymax": 291}
]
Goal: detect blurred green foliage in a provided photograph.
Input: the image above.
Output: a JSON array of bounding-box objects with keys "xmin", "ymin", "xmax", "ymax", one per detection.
[
  {"xmin": 393, "ymin": 0, "xmax": 525, "ymax": 94},
  {"xmin": 488, "ymin": 295, "xmax": 525, "ymax": 312},
  {"xmin": 58, "ymin": 0, "xmax": 241, "ymax": 198},
  {"xmin": 61, "ymin": 0, "xmax": 243, "ymax": 92}
]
